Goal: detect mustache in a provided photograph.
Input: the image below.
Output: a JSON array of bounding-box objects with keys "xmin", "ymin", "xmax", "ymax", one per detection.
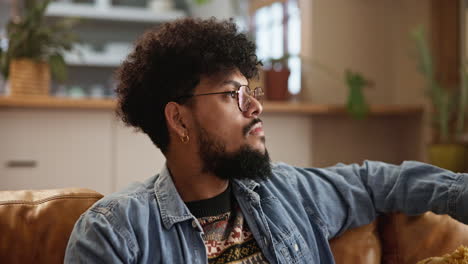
[{"xmin": 243, "ymin": 118, "xmax": 262, "ymax": 135}]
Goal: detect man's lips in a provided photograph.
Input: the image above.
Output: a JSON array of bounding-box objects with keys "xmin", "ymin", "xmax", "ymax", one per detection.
[
  {"xmin": 243, "ymin": 118, "xmax": 263, "ymax": 136},
  {"xmin": 248, "ymin": 123, "xmax": 264, "ymax": 135}
]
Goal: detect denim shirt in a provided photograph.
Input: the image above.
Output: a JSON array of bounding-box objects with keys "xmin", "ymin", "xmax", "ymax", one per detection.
[{"xmin": 65, "ymin": 161, "xmax": 468, "ymax": 263}]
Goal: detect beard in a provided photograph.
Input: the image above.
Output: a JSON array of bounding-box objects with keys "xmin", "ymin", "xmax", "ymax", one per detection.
[{"xmin": 195, "ymin": 122, "xmax": 273, "ymax": 181}]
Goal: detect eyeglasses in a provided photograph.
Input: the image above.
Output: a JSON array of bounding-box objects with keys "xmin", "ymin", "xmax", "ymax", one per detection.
[{"xmin": 175, "ymin": 85, "xmax": 264, "ymax": 112}]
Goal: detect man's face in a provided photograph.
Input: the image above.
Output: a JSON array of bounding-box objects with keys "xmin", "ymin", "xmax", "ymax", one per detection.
[
  {"xmin": 191, "ymin": 69, "xmax": 266, "ymax": 154},
  {"xmin": 188, "ymin": 69, "xmax": 272, "ymax": 180}
]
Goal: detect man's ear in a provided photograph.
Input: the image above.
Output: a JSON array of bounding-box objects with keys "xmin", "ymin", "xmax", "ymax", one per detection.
[{"xmin": 165, "ymin": 102, "xmax": 189, "ymax": 138}]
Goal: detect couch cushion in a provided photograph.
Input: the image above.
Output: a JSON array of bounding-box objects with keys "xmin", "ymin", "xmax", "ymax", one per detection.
[
  {"xmin": 0, "ymin": 188, "xmax": 103, "ymax": 264},
  {"xmin": 329, "ymin": 220, "xmax": 382, "ymax": 264},
  {"xmin": 380, "ymin": 212, "xmax": 468, "ymax": 264}
]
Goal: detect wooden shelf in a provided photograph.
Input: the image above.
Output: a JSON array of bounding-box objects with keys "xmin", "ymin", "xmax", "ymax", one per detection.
[
  {"xmin": 0, "ymin": 96, "xmax": 424, "ymax": 115},
  {"xmin": 64, "ymin": 53, "xmax": 123, "ymax": 67},
  {"xmin": 0, "ymin": 96, "xmax": 115, "ymax": 110},
  {"xmin": 263, "ymin": 102, "xmax": 424, "ymax": 115},
  {"xmin": 46, "ymin": 2, "xmax": 186, "ymax": 23}
]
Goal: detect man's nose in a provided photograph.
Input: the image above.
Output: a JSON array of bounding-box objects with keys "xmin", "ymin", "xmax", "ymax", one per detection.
[{"xmin": 243, "ymin": 97, "xmax": 263, "ymax": 118}]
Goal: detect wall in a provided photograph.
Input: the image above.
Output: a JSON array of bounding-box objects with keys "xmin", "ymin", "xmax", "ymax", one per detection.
[
  {"xmin": 309, "ymin": 114, "xmax": 424, "ymax": 167},
  {"xmin": 300, "ymin": 0, "xmax": 430, "ymax": 106},
  {"xmin": 190, "ymin": 0, "xmax": 235, "ymax": 19},
  {"xmin": 0, "ymin": 2, "xmax": 9, "ymax": 29},
  {"xmin": 392, "ymin": 0, "xmax": 431, "ymax": 105}
]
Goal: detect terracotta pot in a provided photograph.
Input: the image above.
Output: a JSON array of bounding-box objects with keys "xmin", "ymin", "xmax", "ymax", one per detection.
[
  {"xmin": 264, "ymin": 69, "xmax": 290, "ymax": 101},
  {"xmin": 428, "ymin": 143, "xmax": 467, "ymax": 172},
  {"xmin": 9, "ymin": 59, "xmax": 50, "ymax": 97}
]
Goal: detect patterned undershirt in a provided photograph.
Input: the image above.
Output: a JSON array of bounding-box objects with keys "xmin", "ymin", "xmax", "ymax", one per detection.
[{"xmin": 186, "ymin": 185, "xmax": 269, "ymax": 264}]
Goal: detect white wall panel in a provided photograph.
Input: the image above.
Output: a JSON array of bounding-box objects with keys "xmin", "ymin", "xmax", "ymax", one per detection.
[{"xmin": 0, "ymin": 109, "xmax": 113, "ymax": 194}]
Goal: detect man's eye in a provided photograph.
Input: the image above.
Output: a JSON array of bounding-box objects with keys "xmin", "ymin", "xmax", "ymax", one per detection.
[{"xmin": 229, "ymin": 91, "xmax": 237, "ymax": 98}]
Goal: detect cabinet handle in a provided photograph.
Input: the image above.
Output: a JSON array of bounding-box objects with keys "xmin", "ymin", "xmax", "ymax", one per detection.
[{"xmin": 6, "ymin": 160, "xmax": 38, "ymax": 168}]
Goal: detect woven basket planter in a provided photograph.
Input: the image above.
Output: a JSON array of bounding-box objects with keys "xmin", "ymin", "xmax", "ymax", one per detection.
[
  {"xmin": 9, "ymin": 59, "xmax": 50, "ymax": 97},
  {"xmin": 264, "ymin": 68, "xmax": 290, "ymax": 101}
]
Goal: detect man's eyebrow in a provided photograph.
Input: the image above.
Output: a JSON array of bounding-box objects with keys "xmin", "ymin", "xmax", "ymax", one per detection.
[{"xmin": 221, "ymin": 80, "xmax": 248, "ymax": 87}]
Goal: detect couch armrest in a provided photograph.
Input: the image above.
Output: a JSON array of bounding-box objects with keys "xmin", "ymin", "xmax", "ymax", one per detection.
[{"xmin": 379, "ymin": 212, "xmax": 468, "ymax": 264}]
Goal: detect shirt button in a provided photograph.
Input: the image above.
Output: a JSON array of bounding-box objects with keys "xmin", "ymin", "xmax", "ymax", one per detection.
[
  {"xmin": 192, "ymin": 220, "xmax": 197, "ymax": 229},
  {"xmin": 294, "ymin": 243, "xmax": 299, "ymax": 252}
]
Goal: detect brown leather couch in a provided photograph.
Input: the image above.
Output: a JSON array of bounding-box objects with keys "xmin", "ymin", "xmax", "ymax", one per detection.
[
  {"xmin": 0, "ymin": 188, "xmax": 103, "ymax": 264},
  {"xmin": 1, "ymin": 188, "xmax": 467, "ymax": 264}
]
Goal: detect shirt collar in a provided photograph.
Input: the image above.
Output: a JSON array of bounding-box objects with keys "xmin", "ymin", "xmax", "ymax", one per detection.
[
  {"xmin": 154, "ymin": 165, "xmax": 193, "ymax": 229},
  {"xmin": 154, "ymin": 164, "xmax": 261, "ymax": 229},
  {"xmin": 233, "ymin": 178, "xmax": 260, "ymax": 192}
]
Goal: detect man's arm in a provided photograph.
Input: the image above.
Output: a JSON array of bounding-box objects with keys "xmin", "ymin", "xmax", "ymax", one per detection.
[{"xmin": 280, "ymin": 161, "xmax": 468, "ymax": 239}]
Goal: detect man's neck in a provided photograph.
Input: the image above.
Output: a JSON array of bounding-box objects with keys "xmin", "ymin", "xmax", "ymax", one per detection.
[{"xmin": 166, "ymin": 159, "xmax": 229, "ymax": 202}]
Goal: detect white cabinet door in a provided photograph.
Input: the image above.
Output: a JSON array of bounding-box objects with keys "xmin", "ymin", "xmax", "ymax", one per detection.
[
  {"xmin": 0, "ymin": 109, "xmax": 113, "ymax": 194},
  {"xmin": 113, "ymin": 120, "xmax": 165, "ymax": 192}
]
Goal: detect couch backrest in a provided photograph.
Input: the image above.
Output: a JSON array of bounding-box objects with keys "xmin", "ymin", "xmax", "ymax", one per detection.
[
  {"xmin": 0, "ymin": 188, "xmax": 103, "ymax": 264},
  {"xmin": 329, "ymin": 220, "xmax": 382, "ymax": 264}
]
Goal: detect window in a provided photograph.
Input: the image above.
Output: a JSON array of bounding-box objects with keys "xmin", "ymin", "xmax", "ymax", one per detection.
[{"xmin": 252, "ymin": 0, "xmax": 301, "ymax": 95}]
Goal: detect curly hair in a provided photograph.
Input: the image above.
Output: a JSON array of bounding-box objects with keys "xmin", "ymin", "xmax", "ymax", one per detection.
[{"xmin": 116, "ymin": 17, "xmax": 261, "ymax": 153}]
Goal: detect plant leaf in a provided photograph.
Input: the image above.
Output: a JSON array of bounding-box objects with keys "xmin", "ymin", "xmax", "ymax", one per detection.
[
  {"xmin": 194, "ymin": 0, "xmax": 212, "ymax": 5},
  {"xmin": 345, "ymin": 70, "xmax": 370, "ymax": 120},
  {"xmin": 49, "ymin": 53, "xmax": 67, "ymax": 82}
]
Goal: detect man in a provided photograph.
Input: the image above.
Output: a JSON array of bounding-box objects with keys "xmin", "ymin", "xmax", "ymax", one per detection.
[{"xmin": 65, "ymin": 18, "xmax": 468, "ymax": 263}]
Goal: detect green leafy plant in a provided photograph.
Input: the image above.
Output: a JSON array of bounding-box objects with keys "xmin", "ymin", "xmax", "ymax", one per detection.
[
  {"xmin": 345, "ymin": 70, "xmax": 371, "ymax": 120},
  {"xmin": 0, "ymin": 0, "xmax": 78, "ymax": 82},
  {"xmin": 193, "ymin": 0, "xmax": 212, "ymax": 4},
  {"xmin": 411, "ymin": 26, "xmax": 468, "ymax": 143}
]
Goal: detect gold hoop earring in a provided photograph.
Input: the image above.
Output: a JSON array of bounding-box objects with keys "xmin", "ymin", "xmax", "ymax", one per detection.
[{"xmin": 181, "ymin": 135, "xmax": 189, "ymax": 144}]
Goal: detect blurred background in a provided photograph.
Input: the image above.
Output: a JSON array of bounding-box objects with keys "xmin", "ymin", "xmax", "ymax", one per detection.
[{"xmin": 0, "ymin": 0, "xmax": 466, "ymax": 194}]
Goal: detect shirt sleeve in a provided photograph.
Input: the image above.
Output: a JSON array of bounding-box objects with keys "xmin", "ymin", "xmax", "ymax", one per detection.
[
  {"xmin": 64, "ymin": 209, "xmax": 136, "ymax": 264},
  {"xmin": 280, "ymin": 160, "xmax": 468, "ymax": 239}
]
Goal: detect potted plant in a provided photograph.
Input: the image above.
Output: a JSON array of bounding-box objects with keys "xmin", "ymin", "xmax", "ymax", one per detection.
[
  {"xmin": 345, "ymin": 70, "xmax": 373, "ymax": 120},
  {"xmin": 412, "ymin": 27, "xmax": 468, "ymax": 172},
  {"xmin": 262, "ymin": 55, "xmax": 291, "ymax": 101},
  {"xmin": 0, "ymin": 0, "xmax": 78, "ymax": 97}
]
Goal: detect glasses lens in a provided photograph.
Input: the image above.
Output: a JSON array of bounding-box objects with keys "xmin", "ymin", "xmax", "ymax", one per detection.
[
  {"xmin": 238, "ymin": 86, "xmax": 251, "ymax": 112},
  {"xmin": 254, "ymin": 87, "xmax": 264, "ymax": 105},
  {"xmin": 238, "ymin": 86, "xmax": 264, "ymax": 112}
]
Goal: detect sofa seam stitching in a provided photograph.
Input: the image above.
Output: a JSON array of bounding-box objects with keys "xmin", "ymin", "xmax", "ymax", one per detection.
[{"xmin": 0, "ymin": 195, "xmax": 103, "ymax": 206}]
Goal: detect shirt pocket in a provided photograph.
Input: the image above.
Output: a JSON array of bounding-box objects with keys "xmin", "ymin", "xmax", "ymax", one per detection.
[{"xmin": 273, "ymin": 227, "xmax": 313, "ymax": 264}]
